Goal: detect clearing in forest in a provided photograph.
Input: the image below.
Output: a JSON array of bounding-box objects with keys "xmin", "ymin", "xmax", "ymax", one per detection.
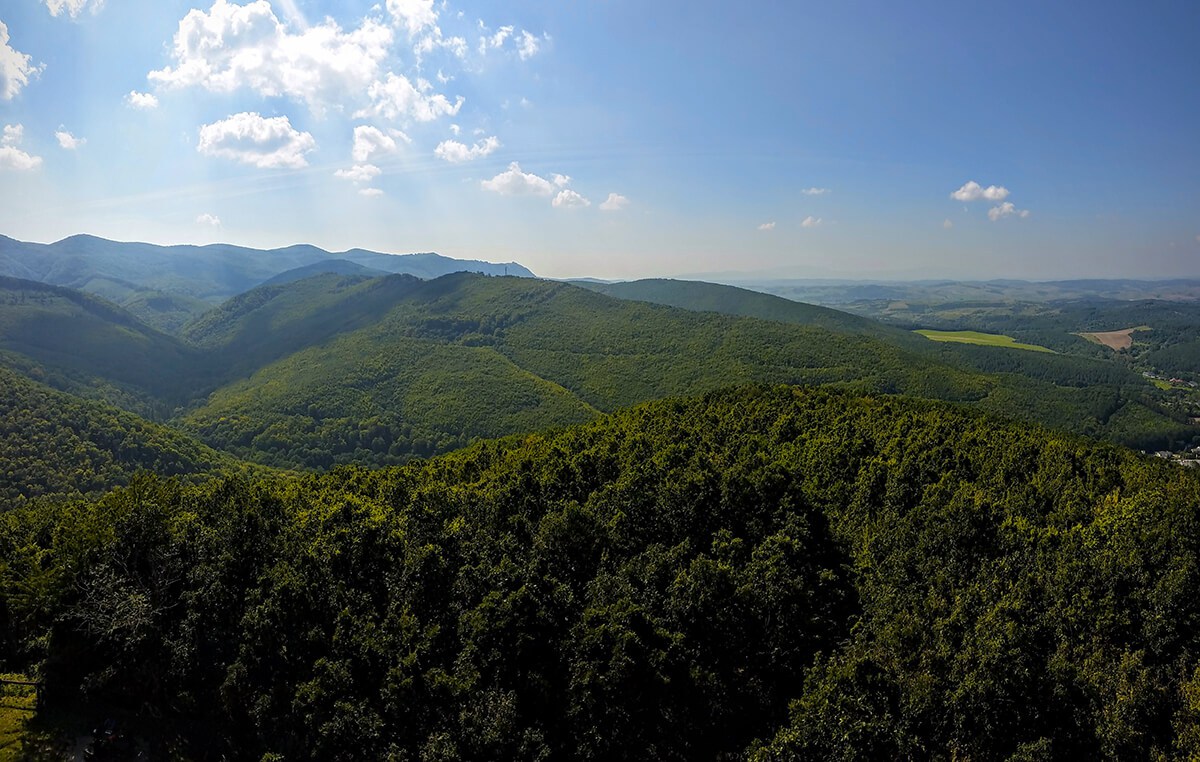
[
  {"xmin": 1077, "ymin": 326, "xmax": 1150, "ymax": 351},
  {"xmin": 915, "ymin": 329, "xmax": 1054, "ymax": 353}
]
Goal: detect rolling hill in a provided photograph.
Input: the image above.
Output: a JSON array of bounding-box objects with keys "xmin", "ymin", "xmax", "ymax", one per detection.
[
  {"xmin": 0, "ymin": 366, "xmax": 234, "ymax": 503},
  {"xmin": 175, "ymin": 273, "xmax": 1195, "ymax": 467},
  {"xmin": 2, "ymin": 270, "xmax": 1194, "ymax": 472},
  {"xmin": 0, "ymin": 234, "xmax": 535, "ymax": 331}
]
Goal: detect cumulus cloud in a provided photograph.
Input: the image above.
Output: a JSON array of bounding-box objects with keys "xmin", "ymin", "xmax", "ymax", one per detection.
[
  {"xmin": 552, "ymin": 189, "xmax": 590, "ymax": 209},
  {"xmin": 334, "ymin": 163, "xmax": 381, "ymax": 183},
  {"xmin": 481, "ymin": 161, "xmax": 555, "ymax": 196},
  {"xmin": 0, "ymin": 124, "xmax": 42, "ymax": 170},
  {"xmin": 1, "ymin": 21, "xmax": 42, "ymax": 101},
  {"xmin": 386, "ymin": 0, "xmax": 436, "ymax": 36},
  {"xmin": 149, "ymin": 0, "xmax": 393, "ymax": 114},
  {"xmin": 44, "ymin": 0, "xmax": 104, "ymax": 18},
  {"xmin": 356, "ymin": 72, "xmax": 462, "ymax": 122},
  {"xmin": 125, "ymin": 90, "xmax": 158, "ymax": 109},
  {"xmin": 987, "ymin": 201, "xmax": 1030, "ymax": 221},
  {"xmin": 552, "ymin": 173, "xmax": 570, "ymax": 188},
  {"xmin": 599, "ymin": 192, "xmax": 629, "ymax": 212},
  {"xmin": 351, "ymin": 124, "xmax": 406, "ymax": 162},
  {"xmin": 951, "ymin": 180, "xmax": 1010, "ymax": 202},
  {"xmin": 758, "ymin": 221, "xmax": 776, "ymax": 231},
  {"xmin": 55, "ymin": 128, "xmax": 84, "ymax": 150},
  {"xmin": 196, "ymin": 212, "xmax": 221, "ymax": 226},
  {"xmin": 197, "ymin": 112, "xmax": 315, "ymax": 169},
  {"xmin": 359, "ymin": 187, "xmax": 383, "ymax": 197},
  {"xmin": 801, "ymin": 216, "xmax": 822, "ymax": 228},
  {"xmin": 478, "ymin": 25, "xmax": 513, "ymax": 54},
  {"xmin": 801, "ymin": 187, "xmax": 829, "ymax": 195},
  {"xmin": 434, "ymin": 135, "xmax": 499, "ymax": 163}
]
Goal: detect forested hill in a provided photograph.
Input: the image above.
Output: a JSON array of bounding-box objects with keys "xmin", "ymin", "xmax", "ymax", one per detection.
[
  {"xmin": 0, "ymin": 276, "xmax": 206, "ymax": 412},
  {"xmin": 0, "ymin": 234, "xmax": 535, "ymax": 331},
  {"xmin": 0, "ymin": 272, "xmax": 1193, "ymax": 474},
  {"xmin": 0, "ymin": 367, "xmax": 234, "ymax": 503},
  {"xmin": 5, "ymin": 386, "xmax": 1200, "ymax": 759},
  {"xmin": 574, "ymin": 277, "xmax": 916, "ymax": 343}
]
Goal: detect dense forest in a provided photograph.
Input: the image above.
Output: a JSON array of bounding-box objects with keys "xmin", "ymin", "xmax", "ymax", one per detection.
[
  {"xmin": 2, "ymin": 272, "xmax": 1194, "ymax": 479},
  {"xmin": 3, "ymin": 386, "xmax": 1200, "ymax": 759}
]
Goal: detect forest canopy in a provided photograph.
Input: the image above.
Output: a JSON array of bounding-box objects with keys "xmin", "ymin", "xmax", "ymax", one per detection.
[{"xmin": 3, "ymin": 386, "xmax": 1199, "ymax": 760}]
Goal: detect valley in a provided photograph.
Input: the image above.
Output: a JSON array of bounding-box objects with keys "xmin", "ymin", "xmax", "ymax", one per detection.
[{"xmin": 2, "ymin": 238, "xmax": 1199, "ymax": 759}]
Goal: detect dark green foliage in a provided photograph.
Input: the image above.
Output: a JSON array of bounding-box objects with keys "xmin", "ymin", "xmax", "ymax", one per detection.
[
  {"xmin": 4, "ymin": 386, "xmax": 1200, "ymax": 759},
  {"xmin": 0, "ymin": 368, "xmax": 233, "ymax": 504},
  {"xmin": 0, "ymin": 276, "xmax": 208, "ymax": 410}
]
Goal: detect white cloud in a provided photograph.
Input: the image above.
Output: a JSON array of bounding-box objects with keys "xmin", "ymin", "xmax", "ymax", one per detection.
[
  {"xmin": 434, "ymin": 135, "xmax": 499, "ymax": 162},
  {"xmin": 335, "ymin": 163, "xmax": 381, "ymax": 183},
  {"xmin": 125, "ymin": 90, "xmax": 159, "ymax": 109},
  {"xmin": 942, "ymin": 218, "xmax": 953, "ymax": 229},
  {"xmin": 44, "ymin": 0, "xmax": 105, "ymax": 18},
  {"xmin": 481, "ymin": 161, "xmax": 554, "ymax": 196},
  {"xmin": 758, "ymin": 221, "xmax": 776, "ymax": 231},
  {"xmin": 951, "ymin": 180, "xmax": 1010, "ymax": 202},
  {"xmin": 448, "ymin": 123, "xmax": 460, "ymax": 135},
  {"xmin": 55, "ymin": 129, "xmax": 85, "ymax": 150},
  {"xmin": 0, "ymin": 21, "xmax": 41, "ymax": 101},
  {"xmin": 357, "ymin": 72, "xmax": 462, "ymax": 122},
  {"xmin": 552, "ymin": 189, "xmax": 590, "ymax": 209},
  {"xmin": 351, "ymin": 124, "xmax": 406, "ymax": 162},
  {"xmin": 386, "ymin": 0, "xmax": 436, "ymax": 36},
  {"xmin": 552, "ymin": 173, "xmax": 571, "ymax": 187},
  {"xmin": 599, "ymin": 192, "xmax": 629, "ymax": 212},
  {"xmin": 478, "ymin": 25, "xmax": 513, "ymax": 54},
  {"xmin": 517, "ymin": 30, "xmax": 541, "ymax": 60},
  {"xmin": 149, "ymin": 0, "xmax": 393, "ymax": 114},
  {"xmin": 801, "ymin": 216, "xmax": 822, "ymax": 228},
  {"xmin": 196, "ymin": 212, "xmax": 221, "ymax": 226},
  {"xmin": 197, "ymin": 112, "xmax": 315, "ymax": 169},
  {"xmin": 0, "ymin": 124, "xmax": 42, "ymax": 170},
  {"xmin": 801, "ymin": 187, "xmax": 829, "ymax": 195},
  {"xmin": 988, "ymin": 202, "xmax": 1030, "ymax": 221},
  {"xmin": 359, "ymin": 187, "xmax": 383, "ymax": 197}
]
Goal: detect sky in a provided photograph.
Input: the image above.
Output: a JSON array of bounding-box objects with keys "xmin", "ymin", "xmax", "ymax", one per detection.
[{"xmin": 0, "ymin": 0, "xmax": 1198, "ymax": 280}]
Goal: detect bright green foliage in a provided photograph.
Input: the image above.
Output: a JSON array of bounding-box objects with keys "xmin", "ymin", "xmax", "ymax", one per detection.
[
  {"xmin": 178, "ymin": 273, "xmax": 1195, "ymax": 467},
  {"xmin": 3, "ymin": 387, "xmax": 1200, "ymax": 759},
  {"xmin": 0, "ymin": 368, "xmax": 234, "ymax": 504},
  {"xmin": 915, "ymin": 329, "xmax": 1055, "ymax": 353}
]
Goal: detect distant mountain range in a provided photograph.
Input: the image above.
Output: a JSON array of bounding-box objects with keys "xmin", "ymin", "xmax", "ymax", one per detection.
[{"xmin": 0, "ymin": 234, "xmax": 534, "ymax": 330}]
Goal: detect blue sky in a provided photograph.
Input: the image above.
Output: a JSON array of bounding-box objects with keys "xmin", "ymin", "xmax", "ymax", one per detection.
[{"xmin": 0, "ymin": 0, "xmax": 1197, "ymax": 279}]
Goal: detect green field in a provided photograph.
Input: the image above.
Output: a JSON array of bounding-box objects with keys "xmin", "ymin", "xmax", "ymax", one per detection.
[{"xmin": 915, "ymin": 329, "xmax": 1054, "ymax": 353}]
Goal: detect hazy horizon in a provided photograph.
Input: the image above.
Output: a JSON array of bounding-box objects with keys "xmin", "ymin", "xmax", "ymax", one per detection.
[{"xmin": 1, "ymin": 1, "xmax": 1197, "ymax": 280}]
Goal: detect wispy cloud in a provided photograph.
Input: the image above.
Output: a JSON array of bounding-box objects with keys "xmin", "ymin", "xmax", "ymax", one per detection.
[
  {"xmin": 801, "ymin": 215, "xmax": 821, "ymax": 228},
  {"xmin": 801, "ymin": 187, "xmax": 829, "ymax": 196},
  {"xmin": 758, "ymin": 221, "xmax": 775, "ymax": 231},
  {"xmin": 195, "ymin": 212, "xmax": 221, "ymax": 226}
]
